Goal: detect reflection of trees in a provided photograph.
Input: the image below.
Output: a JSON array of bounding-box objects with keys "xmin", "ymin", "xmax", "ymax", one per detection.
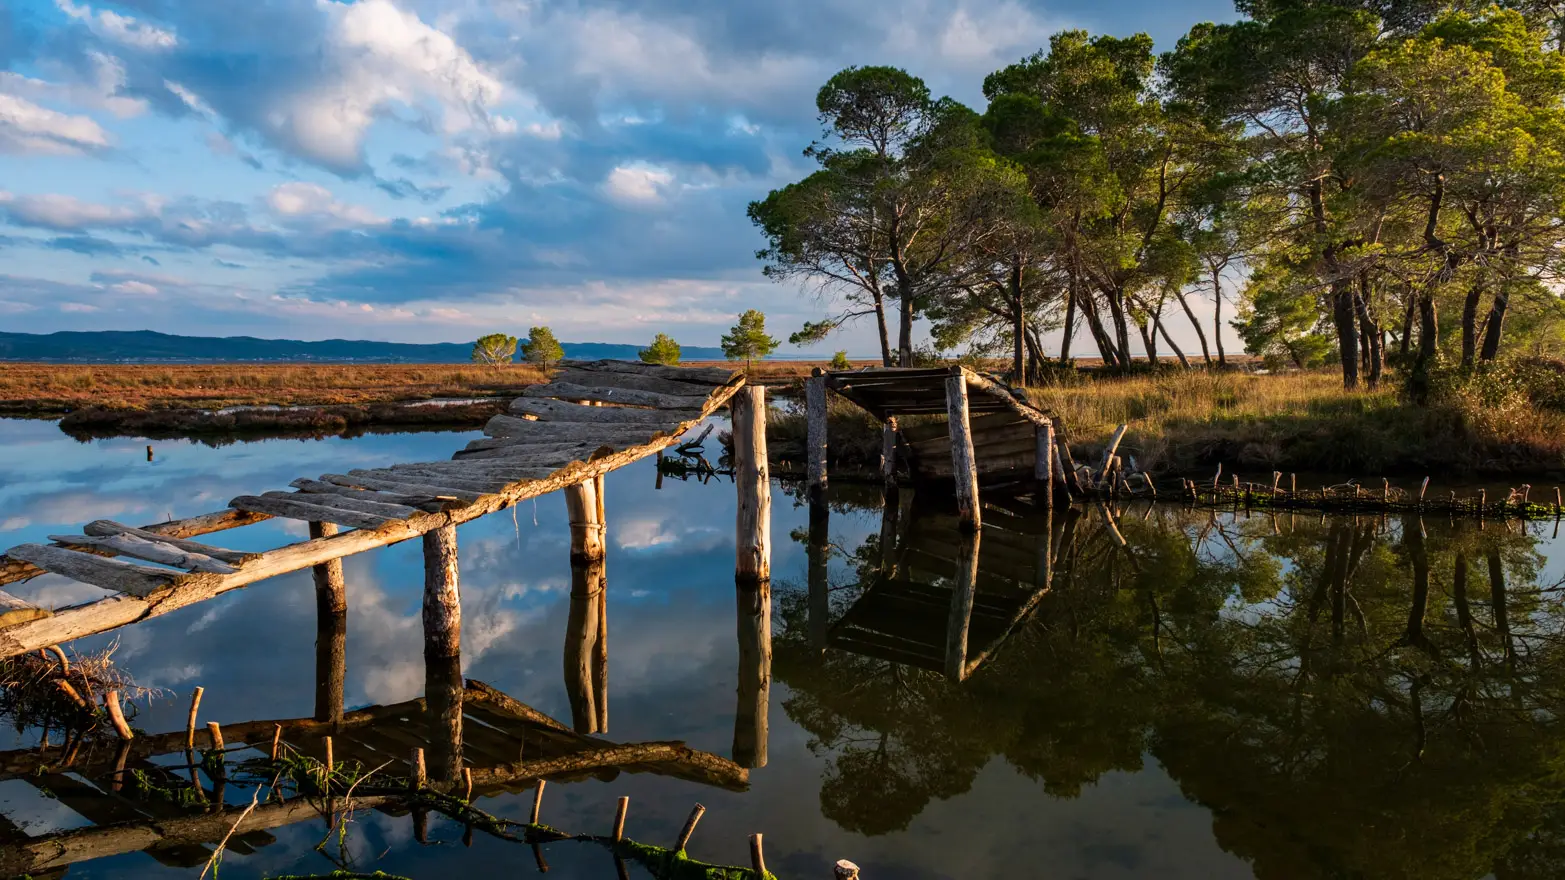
[{"xmin": 774, "ymin": 502, "xmax": 1565, "ymax": 878}]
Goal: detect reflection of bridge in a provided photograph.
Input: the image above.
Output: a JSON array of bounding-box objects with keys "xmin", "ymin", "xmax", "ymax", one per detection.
[{"xmin": 810, "ymin": 492, "xmax": 1077, "ymax": 681}]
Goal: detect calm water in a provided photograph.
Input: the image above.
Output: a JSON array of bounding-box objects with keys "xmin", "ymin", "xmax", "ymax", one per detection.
[{"xmin": 0, "ymin": 417, "xmax": 1563, "ymax": 879}]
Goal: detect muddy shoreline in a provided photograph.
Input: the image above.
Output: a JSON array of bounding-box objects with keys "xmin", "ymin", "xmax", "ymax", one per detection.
[{"xmin": 51, "ymin": 398, "xmax": 509, "ymax": 439}]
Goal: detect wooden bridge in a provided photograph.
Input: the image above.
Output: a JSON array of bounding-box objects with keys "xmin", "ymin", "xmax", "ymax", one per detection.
[{"xmin": 0, "ymin": 360, "xmax": 771, "ymax": 656}]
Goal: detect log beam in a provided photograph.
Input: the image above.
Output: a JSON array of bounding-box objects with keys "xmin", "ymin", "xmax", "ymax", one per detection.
[
  {"xmin": 945, "ymin": 374, "xmax": 982, "ymax": 531},
  {"xmin": 732, "ymin": 386, "xmax": 771, "ymax": 586}
]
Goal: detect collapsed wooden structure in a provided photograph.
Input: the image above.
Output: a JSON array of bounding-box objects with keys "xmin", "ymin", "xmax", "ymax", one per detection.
[
  {"xmin": 0, "ymin": 360, "xmax": 772, "ymax": 656},
  {"xmin": 805, "ymin": 366, "xmax": 1062, "ymax": 530}
]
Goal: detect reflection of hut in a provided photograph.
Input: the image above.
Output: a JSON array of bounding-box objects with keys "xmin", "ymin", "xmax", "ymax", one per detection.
[{"xmin": 819, "ymin": 499, "xmax": 1074, "ymax": 681}]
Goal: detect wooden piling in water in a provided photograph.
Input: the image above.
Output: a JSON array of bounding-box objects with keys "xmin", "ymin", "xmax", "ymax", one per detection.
[
  {"xmin": 565, "ymin": 558, "xmax": 604, "ymax": 734},
  {"xmin": 422, "ymin": 523, "xmax": 463, "ymax": 783},
  {"xmin": 106, "ymin": 691, "xmax": 133, "ymax": 741},
  {"xmin": 308, "ymin": 521, "xmax": 347, "ymax": 615},
  {"xmin": 806, "ymin": 371, "xmax": 828, "ymax": 500},
  {"xmin": 206, "ymin": 721, "xmax": 223, "ymax": 751},
  {"xmin": 733, "ymin": 386, "xmax": 771, "ymax": 586},
  {"xmin": 750, "ymin": 833, "xmax": 767, "ymax": 878},
  {"xmin": 674, "ymin": 803, "xmax": 705, "ymax": 852},
  {"xmin": 314, "ymin": 598, "xmax": 346, "ymax": 725},
  {"xmin": 564, "ymin": 480, "xmax": 605, "ymax": 562},
  {"xmin": 185, "ymin": 686, "xmax": 203, "ymax": 750},
  {"xmin": 944, "ymin": 530, "xmax": 980, "ymax": 682},
  {"xmin": 880, "ymin": 417, "xmax": 898, "ymax": 491},
  {"xmin": 612, "ymin": 796, "xmax": 629, "ymax": 842},
  {"xmin": 835, "ymin": 860, "xmax": 861, "ymax": 879},
  {"xmin": 1036, "ymin": 420, "xmax": 1056, "ymax": 510},
  {"xmin": 944, "ymin": 374, "xmax": 981, "ymax": 532}
]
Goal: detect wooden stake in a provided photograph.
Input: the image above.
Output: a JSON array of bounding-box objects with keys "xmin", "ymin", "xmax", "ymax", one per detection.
[
  {"xmin": 186, "ymin": 686, "xmax": 203, "ymax": 750},
  {"xmin": 422, "ymin": 524, "xmax": 462, "ymax": 660},
  {"xmin": 945, "ymin": 373, "xmax": 981, "ymax": 531},
  {"xmin": 323, "ymin": 735, "xmax": 333, "ymax": 775},
  {"xmin": 206, "ymin": 721, "xmax": 223, "ymax": 751},
  {"xmin": 1213, "ymin": 463, "xmax": 1222, "ymax": 490},
  {"xmin": 411, "ymin": 747, "xmax": 426, "ymax": 790},
  {"xmin": 674, "ymin": 803, "xmax": 705, "ymax": 852},
  {"xmin": 1271, "ymin": 472, "xmax": 1281, "ymax": 494},
  {"xmin": 463, "ymin": 766, "xmax": 473, "ymax": 802},
  {"xmin": 612, "ymin": 796, "xmax": 629, "ymax": 842},
  {"xmin": 880, "ymin": 418, "xmax": 898, "ymax": 491},
  {"xmin": 1555, "ymin": 487, "xmax": 1562, "ymax": 515},
  {"xmin": 1419, "ymin": 477, "xmax": 1429, "ymax": 504},
  {"xmin": 564, "ymin": 480, "xmax": 604, "ymax": 562},
  {"xmin": 105, "ymin": 690, "xmax": 133, "ymax": 741},
  {"xmin": 1382, "ymin": 478, "xmax": 1390, "ymax": 502},
  {"xmin": 530, "ymin": 779, "xmax": 545, "ymax": 825},
  {"xmin": 733, "ymin": 385, "xmax": 772, "ymax": 585},
  {"xmin": 834, "ymin": 860, "xmax": 861, "ymax": 880},
  {"xmin": 1290, "ymin": 473, "xmax": 1296, "ymax": 495},
  {"xmin": 805, "ymin": 371, "xmax": 828, "ymax": 498},
  {"xmin": 270, "ymin": 724, "xmax": 282, "ymax": 761},
  {"xmin": 750, "ymin": 833, "xmax": 767, "ymax": 878}
]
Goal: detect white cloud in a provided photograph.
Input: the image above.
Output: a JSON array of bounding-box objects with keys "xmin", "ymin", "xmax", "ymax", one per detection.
[
  {"xmin": 109, "ymin": 280, "xmax": 159, "ymax": 295},
  {"xmin": 266, "ymin": 181, "xmax": 384, "ymax": 226},
  {"xmin": 0, "ymin": 190, "xmax": 137, "ymax": 229},
  {"xmin": 0, "ymin": 53, "xmax": 148, "ymax": 120},
  {"xmin": 55, "ymin": 0, "xmax": 179, "ymax": 51},
  {"xmin": 602, "ymin": 163, "xmax": 673, "ymax": 204},
  {"xmin": 0, "ymin": 94, "xmax": 112, "ymax": 155}
]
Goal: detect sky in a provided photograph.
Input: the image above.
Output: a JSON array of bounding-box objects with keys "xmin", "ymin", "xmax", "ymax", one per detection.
[{"xmin": 0, "ymin": 0, "xmax": 1241, "ymax": 354}]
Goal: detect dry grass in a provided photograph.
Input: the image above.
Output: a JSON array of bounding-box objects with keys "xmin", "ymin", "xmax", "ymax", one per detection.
[
  {"xmin": 0, "ymin": 363, "xmax": 547, "ymax": 414},
  {"xmin": 1023, "ymin": 370, "xmax": 1565, "ymax": 477}
]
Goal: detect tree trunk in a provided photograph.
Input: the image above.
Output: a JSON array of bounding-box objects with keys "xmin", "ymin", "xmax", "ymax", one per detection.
[
  {"xmin": 1354, "ymin": 280, "xmax": 1382, "ymax": 390},
  {"xmin": 873, "ymin": 294, "xmax": 893, "ymax": 368},
  {"xmin": 897, "ymin": 286, "xmax": 914, "ymax": 367},
  {"xmin": 1024, "ymin": 327, "xmax": 1047, "ymax": 384},
  {"xmin": 1460, "ymin": 278, "xmax": 1486, "ymax": 368},
  {"xmin": 1155, "ymin": 312, "xmax": 1190, "ymax": 368},
  {"xmin": 1174, "ymin": 288, "xmax": 1212, "ymax": 365},
  {"xmin": 1138, "ymin": 316, "xmax": 1159, "ymax": 368},
  {"xmin": 1105, "ymin": 288, "xmax": 1133, "ymax": 372},
  {"xmin": 1479, "ymin": 287, "xmax": 1510, "ymax": 361},
  {"xmin": 1333, "ymin": 282, "xmax": 1360, "ymax": 390},
  {"xmin": 1010, "ymin": 258, "xmax": 1026, "ymax": 383},
  {"xmin": 1400, "ymin": 289, "xmax": 1416, "ymax": 360},
  {"xmin": 1409, "ymin": 291, "xmax": 1440, "ymax": 404},
  {"xmin": 1059, "ymin": 283, "xmax": 1077, "ymax": 364}
]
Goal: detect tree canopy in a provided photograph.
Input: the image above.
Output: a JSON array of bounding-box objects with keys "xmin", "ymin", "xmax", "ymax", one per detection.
[
  {"xmin": 722, "ymin": 309, "xmax": 780, "ymax": 372},
  {"xmin": 639, "ymin": 333, "xmax": 682, "ymax": 365},
  {"xmin": 470, "ymin": 333, "xmax": 517, "ymax": 367},
  {"xmin": 519, "ymin": 326, "xmax": 564, "ymax": 372}
]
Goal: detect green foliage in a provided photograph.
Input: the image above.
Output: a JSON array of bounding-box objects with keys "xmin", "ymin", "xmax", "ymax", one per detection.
[
  {"xmin": 639, "ymin": 333, "xmax": 682, "ymax": 365},
  {"xmin": 470, "ymin": 333, "xmax": 517, "ymax": 367},
  {"xmin": 721, "ymin": 310, "xmax": 779, "ymax": 370},
  {"xmin": 519, "ymin": 327, "xmax": 564, "ymax": 372},
  {"xmin": 830, "ymin": 350, "xmax": 851, "ymax": 370}
]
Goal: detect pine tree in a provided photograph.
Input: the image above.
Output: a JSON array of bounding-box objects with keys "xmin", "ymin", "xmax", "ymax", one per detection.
[
  {"xmin": 471, "ymin": 333, "xmax": 517, "ymax": 366},
  {"xmin": 721, "ymin": 310, "xmax": 780, "ymax": 374},
  {"xmin": 520, "ymin": 326, "xmax": 564, "ymax": 372},
  {"xmin": 639, "ymin": 333, "xmax": 682, "ymax": 365}
]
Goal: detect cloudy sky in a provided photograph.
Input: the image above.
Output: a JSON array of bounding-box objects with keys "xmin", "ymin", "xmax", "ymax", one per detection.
[{"xmin": 0, "ymin": 0, "xmax": 1237, "ymax": 352}]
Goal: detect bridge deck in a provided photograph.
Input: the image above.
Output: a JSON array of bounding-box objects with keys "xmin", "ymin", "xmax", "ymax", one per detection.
[{"xmin": 0, "ymin": 360, "xmax": 743, "ymax": 657}]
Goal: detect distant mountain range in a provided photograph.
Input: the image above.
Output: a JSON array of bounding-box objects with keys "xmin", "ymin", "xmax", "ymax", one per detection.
[{"xmin": 0, "ymin": 330, "xmax": 731, "ymax": 363}]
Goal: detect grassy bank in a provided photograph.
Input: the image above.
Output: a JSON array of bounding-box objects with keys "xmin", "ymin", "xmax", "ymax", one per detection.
[{"xmin": 0, "ymin": 363, "xmax": 546, "ymax": 415}]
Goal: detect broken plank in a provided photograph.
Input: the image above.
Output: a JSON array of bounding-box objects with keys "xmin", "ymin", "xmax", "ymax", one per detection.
[
  {"xmin": 522, "ymin": 382, "xmax": 710, "ymax": 410},
  {"xmin": 229, "ymin": 496, "xmax": 393, "ymax": 531},
  {"xmin": 82, "ymin": 522, "xmax": 256, "ymax": 566},
  {"xmin": 509, "ymin": 397, "xmax": 702, "ymax": 424},
  {"xmin": 47, "ymin": 533, "xmax": 237, "ymax": 574},
  {"xmin": 346, "ymin": 469, "xmax": 512, "ymax": 495},
  {"xmin": 382, "ymin": 466, "xmax": 545, "ymax": 488},
  {"xmin": 0, "ymin": 591, "xmax": 50, "ymax": 628},
  {"xmin": 559, "ymin": 359, "xmax": 738, "ymax": 385},
  {"xmin": 288, "ymin": 480, "xmax": 458, "ymax": 512},
  {"xmin": 318, "ymin": 474, "xmax": 486, "ymax": 504},
  {"xmin": 5, "ymin": 545, "xmax": 177, "ymax": 597},
  {"xmin": 549, "ymin": 368, "xmax": 725, "ymax": 398},
  {"xmin": 452, "ymin": 444, "xmax": 616, "ymax": 465},
  {"xmin": 386, "ymin": 463, "xmax": 556, "ymax": 481},
  {"xmin": 481, "ymin": 417, "xmax": 674, "ymax": 444},
  {"xmin": 259, "ymin": 491, "xmax": 421, "ymax": 521}
]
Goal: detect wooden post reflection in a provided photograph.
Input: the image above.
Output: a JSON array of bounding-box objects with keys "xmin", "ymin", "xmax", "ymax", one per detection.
[
  {"xmin": 313, "ymin": 604, "xmax": 346, "ymax": 725},
  {"xmin": 422, "ymin": 524, "xmax": 462, "ymax": 783},
  {"xmin": 944, "ymin": 530, "xmax": 980, "ymax": 682},
  {"xmin": 807, "ymin": 495, "xmax": 830, "ymax": 653},
  {"xmin": 565, "ymin": 557, "xmax": 606, "ymax": 734},
  {"xmin": 733, "ymin": 580, "xmax": 771, "ymax": 769}
]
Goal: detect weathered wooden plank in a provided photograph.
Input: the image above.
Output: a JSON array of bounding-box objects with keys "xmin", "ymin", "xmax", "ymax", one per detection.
[
  {"xmin": 452, "ymin": 444, "xmax": 612, "ymax": 465},
  {"xmin": 561, "ymin": 359, "xmax": 737, "ymax": 385},
  {"xmin": 82, "ymin": 521, "xmax": 255, "ymax": 565},
  {"xmin": 5, "ymin": 544, "xmax": 177, "ymax": 597},
  {"xmin": 288, "ymin": 480, "xmax": 458, "ymax": 512},
  {"xmin": 319, "ymin": 474, "xmax": 487, "ymax": 503},
  {"xmin": 523, "ymin": 381, "xmax": 710, "ymax": 410},
  {"xmin": 962, "ymin": 369, "xmax": 1052, "ymax": 428},
  {"xmin": 550, "ymin": 368, "xmax": 725, "ymax": 398},
  {"xmin": 0, "ymin": 590, "xmax": 50, "ymax": 628},
  {"xmin": 483, "ymin": 415, "xmax": 674, "ymax": 444},
  {"xmin": 387, "ymin": 463, "xmax": 556, "ymax": 481},
  {"xmin": 347, "ymin": 469, "xmax": 513, "ymax": 495},
  {"xmin": 260, "ymin": 491, "xmax": 421, "ymax": 521},
  {"xmin": 0, "ymin": 509, "xmax": 267, "ymax": 589},
  {"xmin": 509, "ymin": 397, "xmax": 702, "ymax": 424},
  {"xmin": 385, "ymin": 466, "xmax": 545, "ymax": 488},
  {"xmin": 229, "ymin": 495, "xmax": 393, "ymax": 531},
  {"xmin": 47, "ymin": 533, "xmax": 237, "ymax": 574}
]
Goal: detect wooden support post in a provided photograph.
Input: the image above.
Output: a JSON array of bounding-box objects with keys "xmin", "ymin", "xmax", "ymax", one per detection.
[
  {"xmin": 674, "ymin": 803, "xmax": 705, "ymax": 852},
  {"xmin": 530, "ymin": 779, "xmax": 545, "ymax": 825},
  {"xmin": 750, "ymin": 833, "xmax": 767, "ymax": 878},
  {"xmin": 945, "ymin": 373, "xmax": 981, "ymax": 532},
  {"xmin": 206, "ymin": 721, "xmax": 223, "ymax": 751},
  {"xmin": 314, "ymin": 596, "xmax": 346, "ymax": 725},
  {"xmin": 944, "ymin": 531, "xmax": 980, "ymax": 682},
  {"xmin": 1035, "ymin": 419, "xmax": 1055, "ymax": 510},
  {"xmin": 308, "ymin": 522, "xmax": 347, "ymax": 614},
  {"xmin": 564, "ymin": 480, "xmax": 605, "ymax": 563},
  {"xmin": 186, "ymin": 686, "xmax": 203, "ymax": 750},
  {"xmin": 806, "ymin": 371, "xmax": 828, "ymax": 500},
  {"xmin": 411, "ymin": 748, "xmax": 426, "ymax": 789},
  {"xmin": 612, "ymin": 796, "xmax": 629, "ymax": 842},
  {"xmin": 733, "ymin": 579, "xmax": 771, "ymax": 769},
  {"xmin": 880, "ymin": 417, "xmax": 898, "ymax": 491},
  {"xmin": 423, "ymin": 524, "xmax": 462, "ymax": 784},
  {"xmin": 807, "ymin": 495, "xmax": 829, "ymax": 653},
  {"xmin": 733, "ymin": 385, "xmax": 771, "ymax": 586}
]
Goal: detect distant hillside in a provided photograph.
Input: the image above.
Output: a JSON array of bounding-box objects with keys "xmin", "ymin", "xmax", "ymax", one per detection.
[{"xmin": 0, "ymin": 330, "xmax": 728, "ymax": 363}]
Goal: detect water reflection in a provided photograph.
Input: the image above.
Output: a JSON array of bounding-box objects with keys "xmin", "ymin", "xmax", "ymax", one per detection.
[{"xmin": 1, "ymin": 417, "xmax": 1564, "ymax": 878}]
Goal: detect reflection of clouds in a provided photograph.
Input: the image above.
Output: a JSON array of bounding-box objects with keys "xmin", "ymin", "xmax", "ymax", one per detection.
[{"xmin": 614, "ymin": 515, "xmax": 726, "ymax": 553}]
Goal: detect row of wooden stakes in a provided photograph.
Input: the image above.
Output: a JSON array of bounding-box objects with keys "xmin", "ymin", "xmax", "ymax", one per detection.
[{"xmin": 1181, "ymin": 466, "xmax": 1565, "ymax": 519}]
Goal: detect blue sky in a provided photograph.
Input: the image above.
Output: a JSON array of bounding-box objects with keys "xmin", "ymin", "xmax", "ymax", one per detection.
[{"xmin": 0, "ymin": 0, "xmax": 1238, "ymax": 352}]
